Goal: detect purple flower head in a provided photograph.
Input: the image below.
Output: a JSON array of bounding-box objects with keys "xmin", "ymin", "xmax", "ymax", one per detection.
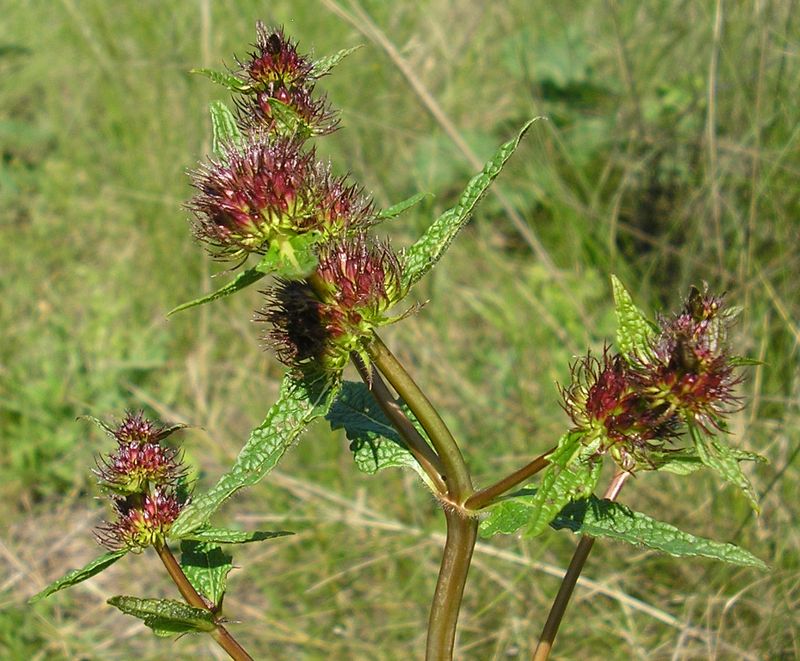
[{"xmin": 96, "ymin": 488, "xmax": 184, "ymax": 552}]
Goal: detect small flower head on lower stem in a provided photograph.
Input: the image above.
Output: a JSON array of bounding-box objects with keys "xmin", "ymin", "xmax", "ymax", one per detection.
[
  {"xmin": 96, "ymin": 488, "xmax": 184, "ymax": 552},
  {"xmin": 561, "ymin": 348, "xmax": 679, "ymax": 470},
  {"xmin": 635, "ymin": 285, "xmax": 742, "ymax": 431},
  {"xmin": 260, "ymin": 234, "xmax": 409, "ymax": 373}
]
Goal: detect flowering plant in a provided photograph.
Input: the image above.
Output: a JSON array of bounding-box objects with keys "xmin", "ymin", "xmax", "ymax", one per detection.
[{"xmin": 32, "ymin": 23, "xmax": 767, "ymax": 661}]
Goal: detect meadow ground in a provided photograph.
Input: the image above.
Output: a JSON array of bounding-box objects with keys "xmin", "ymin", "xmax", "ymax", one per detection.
[{"xmin": 1, "ymin": 1, "xmax": 798, "ymax": 659}]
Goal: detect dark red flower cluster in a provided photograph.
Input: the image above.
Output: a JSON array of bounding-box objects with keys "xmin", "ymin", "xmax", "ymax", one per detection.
[
  {"xmin": 94, "ymin": 412, "xmax": 187, "ymax": 551},
  {"xmin": 562, "ymin": 286, "xmax": 742, "ymax": 470},
  {"xmin": 261, "ymin": 235, "xmax": 406, "ymax": 373}
]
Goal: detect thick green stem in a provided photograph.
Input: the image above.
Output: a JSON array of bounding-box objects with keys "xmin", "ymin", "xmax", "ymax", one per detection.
[
  {"xmin": 154, "ymin": 542, "xmax": 253, "ymax": 661},
  {"xmin": 426, "ymin": 509, "xmax": 478, "ymax": 661},
  {"xmin": 351, "ymin": 354, "xmax": 448, "ymax": 494},
  {"xmin": 464, "ymin": 446, "xmax": 556, "ymax": 511},
  {"xmin": 531, "ymin": 470, "xmax": 630, "ymax": 661},
  {"xmin": 367, "ymin": 334, "xmax": 473, "ymax": 501}
]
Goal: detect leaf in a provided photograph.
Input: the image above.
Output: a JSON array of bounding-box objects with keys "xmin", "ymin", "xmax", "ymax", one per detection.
[
  {"xmin": 310, "ymin": 45, "xmax": 362, "ymax": 78},
  {"xmin": 168, "ymin": 267, "xmax": 266, "ymax": 316},
  {"xmin": 209, "ymin": 100, "xmax": 242, "ymax": 157},
  {"xmin": 180, "ymin": 527, "xmax": 293, "ymax": 545},
  {"xmin": 479, "ymin": 432, "xmax": 602, "ymax": 538},
  {"xmin": 689, "ymin": 425, "xmax": 761, "ymax": 513},
  {"xmin": 254, "ymin": 232, "xmax": 320, "ymax": 279},
  {"xmin": 180, "ymin": 540, "xmax": 232, "ymax": 609},
  {"xmin": 376, "ymin": 192, "xmax": 431, "ymax": 221},
  {"xmin": 651, "ymin": 446, "xmax": 768, "ymax": 476},
  {"xmin": 611, "ymin": 274, "xmax": 654, "ymax": 355},
  {"xmin": 551, "ymin": 496, "xmax": 767, "ymax": 569},
  {"xmin": 401, "ymin": 119, "xmax": 539, "ymax": 288},
  {"xmin": 77, "ymin": 415, "xmax": 116, "ymax": 436},
  {"xmin": 325, "ymin": 381, "xmax": 431, "ymax": 482},
  {"xmin": 264, "ymin": 97, "xmax": 317, "ymax": 139},
  {"xmin": 107, "ymin": 596, "xmax": 216, "ymax": 636},
  {"xmin": 191, "ymin": 68, "xmax": 251, "ymax": 93},
  {"xmin": 170, "ymin": 372, "xmax": 340, "ymax": 537},
  {"xmin": 30, "ymin": 550, "xmax": 128, "ymax": 603}
]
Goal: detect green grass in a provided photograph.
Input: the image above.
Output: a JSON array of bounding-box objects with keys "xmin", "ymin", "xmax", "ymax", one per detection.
[{"xmin": 1, "ymin": 1, "xmax": 798, "ymax": 659}]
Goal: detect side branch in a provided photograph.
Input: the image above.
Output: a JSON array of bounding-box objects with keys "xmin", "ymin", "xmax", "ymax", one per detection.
[{"xmin": 464, "ymin": 446, "xmax": 556, "ymax": 510}]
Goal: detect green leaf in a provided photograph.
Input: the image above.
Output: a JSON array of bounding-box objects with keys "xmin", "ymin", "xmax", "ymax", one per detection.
[
  {"xmin": 168, "ymin": 267, "xmax": 266, "ymax": 316},
  {"xmin": 180, "ymin": 540, "xmax": 232, "ymax": 609},
  {"xmin": 551, "ymin": 496, "xmax": 767, "ymax": 569},
  {"xmin": 401, "ymin": 119, "xmax": 539, "ymax": 288},
  {"xmin": 611, "ymin": 274, "xmax": 654, "ymax": 355},
  {"xmin": 729, "ymin": 355, "xmax": 764, "ymax": 367},
  {"xmin": 310, "ymin": 45, "xmax": 362, "ymax": 78},
  {"xmin": 479, "ymin": 432, "xmax": 602, "ymax": 538},
  {"xmin": 265, "ymin": 97, "xmax": 317, "ymax": 139},
  {"xmin": 171, "ymin": 372, "xmax": 340, "ymax": 537},
  {"xmin": 30, "ymin": 550, "xmax": 128, "ymax": 603},
  {"xmin": 376, "ymin": 192, "xmax": 431, "ymax": 221},
  {"xmin": 254, "ymin": 232, "xmax": 320, "ymax": 279},
  {"xmin": 77, "ymin": 415, "xmax": 116, "ymax": 436},
  {"xmin": 107, "ymin": 596, "xmax": 216, "ymax": 636},
  {"xmin": 689, "ymin": 425, "xmax": 761, "ymax": 513},
  {"xmin": 326, "ymin": 381, "xmax": 432, "ymax": 484},
  {"xmin": 191, "ymin": 68, "xmax": 251, "ymax": 93},
  {"xmin": 651, "ymin": 446, "xmax": 768, "ymax": 476},
  {"xmin": 209, "ymin": 100, "xmax": 242, "ymax": 157},
  {"xmin": 180, "ymin": 527, "xmax": 293, "ymax": 545}
]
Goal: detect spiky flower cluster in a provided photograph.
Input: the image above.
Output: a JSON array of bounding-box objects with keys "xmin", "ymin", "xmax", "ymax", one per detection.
[
  {"xmin": 234, "ymin": 23, "xmax": 336, "ymax": 136},
  {"xmin": 562, "ymin": 286, "xmax": 742, "ymax": 471},
  {"xmin": 94, "ymin": 412, "xmax": 187, "ymax": 552},
  {"xmin": 261, "ymin": 235, "xmax": 408, "ymax": 373},
  {"xmin": 190, "ymin": 135, "xmax": 372, "ymax": 259}
]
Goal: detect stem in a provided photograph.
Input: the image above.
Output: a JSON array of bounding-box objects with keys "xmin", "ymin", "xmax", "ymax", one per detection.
[
  {"xmin": 368, "ymin": 334, "xmax": 473, "ymax": 501},
  {"xmin": 154, "ymin": 542, "xmax": 254, "ymax": 661},
  {"xmin": 464, "ymin": 446, "xmax": 556, "ymax": 511},
  {"xmin": 351, "ymin": 353, "xmax": 448, "ymax": 494},
  {"xmin": 426, "ymin": 509, "xmax": 478, "ymax": 661},
  {"xmin": 531, "ymin": 470, "xmax": 630, "ymax": 661}
]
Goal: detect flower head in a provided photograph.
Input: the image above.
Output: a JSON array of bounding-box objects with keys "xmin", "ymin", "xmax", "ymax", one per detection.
[
  {"xmin": 561, "ymin": 348, "xmax": 679, "ymax": 470},
  {"xmin": 241, "ymin": 24, "xmax": 313, "ymax": 90},
  {"xmin": 635, "ymin": 285, "xmax": 742, "ymax": 431},
  {"xmin": 260, "ymin": 235, "xmax": 408, "ymax": 373},
  {"xmin": 96, "ymin": 488, "xmax": 184, "ymax": 551},
  {"xmin": 189, "ymin": 135, "xmax": 371, "ymax": 260},
  {"xmin": 96, "ymin": 441, "xmax": 184, "ymax": 495}
]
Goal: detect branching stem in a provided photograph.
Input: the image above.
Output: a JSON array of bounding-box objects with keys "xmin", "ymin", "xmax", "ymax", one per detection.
[
  {"xmin": 464, "ymin": 446, "xmax": 556, "ymax": 510},
  {"xmin": 531, "ymin": 470, "xmax": 630, "ymax": 661},
  {"xmin": 154, "ymin": 541, "xmax": 253, "ymax": 661}
]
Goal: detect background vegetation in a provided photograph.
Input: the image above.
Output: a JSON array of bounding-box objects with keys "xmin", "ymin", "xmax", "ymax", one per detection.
[{"xmin": 1, "ymin": 1, "xmax": 797, "ymax": 658}]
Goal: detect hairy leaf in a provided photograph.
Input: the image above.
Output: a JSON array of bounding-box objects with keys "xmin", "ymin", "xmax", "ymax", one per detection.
[
  {"xmin": 326, "ymin": 381, "xmax": 432, "ymax": 485},
  {"xmin": 171, "ymin": 372, "xmax": 340, "ymax": 536},
  {"xmin": 180, "ymin": 527, "xmax": 293, "ymax": 545},
  {"xmin": 30, "ymin": 550, "xmax": 128, "ymax": 603},
  {"xmin": 479, "ymin": 433, "xmax": 602, "ymax": 538},
  {"xmin": 180, "ymin": 540, "xmax": 232, "ymax": 609},
  {"xmin": 376, "ymin": 192, "xmax": 431, "ymax": 221},
  {"xmin": 209, "ymin": 100, "xmax": 242, "ymax": 157},
  {"xmin": 310, "ymin": 45, "xmax": 362, "ymax": 77},
  {"xmin": 690, "ymin": 425, "xmax": 761, "ymax": 512},
  {"xmin": 551, "ymin": 496, "xmax": 767, "ymax": 569},
  {"xmin": 611, "ymin": 274, "xmax": 654, "ymax": 355},
  {"xmin": 651, "ymin": 446, "xmax": 768, "ymax": 476},
  {"xmin": 191, "ymin": 68, "xmax": 251, "ymax": 93},
  {"xmin": 168, "ymin": 267, "xmax": 266, "ymax": 316},
  {"xmin": 401, "ymin": 119, "xmax": 538, "ymax": 288},
  {"xmin": 107, "ymin": 596, "xmax": 216, "ymax": 636}
]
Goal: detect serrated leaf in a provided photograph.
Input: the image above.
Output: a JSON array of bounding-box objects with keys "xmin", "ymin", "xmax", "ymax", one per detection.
[
  {"xmin": 401, "ymin": 118, "xmax": 539, "ymax": 288},
  {"xmin": 254, "ymin": 232, "xmax": 320, "ymax": 279},
  {"xmin": 77, "ymin": 415, "xmax": 116, "ymax": 436},
  {"xmin": 191, "ymin": 67, "xmax": 251, "ymax": 93},
  {"xmin": 310, "ymin": 45, "xmax": 362, "ymax": 77},
  {"xmin": 181, "ymin": 527, "xmax": 293, "ymax": 545},
  {"xmin": 29, "ymin": 550, "xmax": 128, "ymax": 603},
  {"xmin": 611, "ymin": 274, "xmax": 654, "ymax": 355},
  {"xmin": 168, "ymin": 267, "xmax": 266, "ymax": 316},
  {"xmin": 171, "ymin": 372, "xmax": 340, "ymax": 537},
  {"xmin": 107, "ymin": 596, "xmax": 216, "ymax": 635},
  {"xmin": 551, "ymin": 496, "xmax": 767, "ymax": 569},
  {"xmin": 210, "ymin": 100, "xmax": 242, "ymax": 157},
  {"xmin": 325, "ymin": 381, "xmax": 431, "ymax": 483},
  {"xmin": 689, "ymin": 425, "xmax": 761, "ymax": 513},
  {"xmin": 180, "ymin": 540, "xmax": 232, "ymax": 609},
  {"xmin": 264, "ymin": 97, "xmax": 317, "ymax": 139},
  {"xmin": 729, "ymin": 355, "xmax": 764, "ymax": 367},
  {"xmin": 651, "ymin": 446, "xmax": 768, "ymax": 476},
  {"xmin": 479, "ymin": 432, "xmax": 602, "ymax": 538},
  {"xmin": 376, "ymin": 192, "xmax": 431, "ymax": 221}
]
